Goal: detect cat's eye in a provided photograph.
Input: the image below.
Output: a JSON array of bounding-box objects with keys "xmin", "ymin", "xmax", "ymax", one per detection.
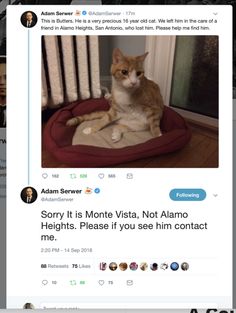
[
  {"xmin": 136, "ymin": 71, "xmax": 142, "ymax": 76},
  {"xmin": 121, "ymin": 69, "xmax": 128, "ymax": 75}
]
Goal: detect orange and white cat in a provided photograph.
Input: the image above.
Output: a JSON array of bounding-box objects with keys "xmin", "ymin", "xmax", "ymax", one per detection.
[{"xmin": 66, "ymin": 48, "xmax": 164, "ymax": 142}]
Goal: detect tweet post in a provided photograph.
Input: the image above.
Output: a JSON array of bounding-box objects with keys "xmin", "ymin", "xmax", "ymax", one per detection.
[{"xmin": 7, "ymin": 5, "xmax": 232, "ymax": 309}]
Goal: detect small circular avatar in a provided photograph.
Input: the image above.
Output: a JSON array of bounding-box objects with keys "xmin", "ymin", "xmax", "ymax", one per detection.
[
  {"xmin": 119, "ymin": 262, "xmax": 128, "ymax": 271},
  {"xmin": 160, "ymin": 262, "xmax": 168, "ymax": 270},
  {"xmin": 21, "ymin": 11, "xmax": 38, "ymax": 28},
  {"xmin": 170, "ymin": 262, "xmax": 179, "ymax": 271},
  {"xmin": 99, "ymin": 262, "xmax": 107, "ymax": 271},
  {"xmin": 129, "ymin": 262, "xmax": 138, "ymax": 271},
  {"xmin": 109, "ymin": 262, "xmax": 118, "ymax": 271},
  {"xmin": 181, "ymin": 262, "xmax": 189, "ymax": 271},
  {"xmin": 23, "ymin": 303, "xmax": 35, "ymax": 309},
  {"xmin": 21, "ymin": 187, "xmax": 38, "ymax": 204},
  {"xmin": 140, "ymin": 262, "xmax": 148, "ymax": 271},
  {"xmin": 150, "ymin": 263, "xmax": 158, "ymax": 271}
]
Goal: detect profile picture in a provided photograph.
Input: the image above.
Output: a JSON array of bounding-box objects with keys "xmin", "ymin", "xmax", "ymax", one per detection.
[
  {"xmin": 181, "ymin": 262, "xmax": 189, "ymax": 271},
  {"xmin": 109, "ymin": 262, "xmax": 117, "ymax": 271},
  {"xmin": 21, "ymin": 11, "xmax": 38, "ymax": 28},
  {"xmin": 129, "ymin": 262, "xmax": 138, "ymax": 271},
  {"xmin": 140, "ymin": 262, "xmax": 148, "ymax": 271},
  {"xmin": 170, "ymin": 262, "xmax": 179, "ymax": 271},
  {"xmin": 99, "ymin": 262, "xmax": 107, "ymax": 271},
  {"xmin": 150, "ymin": 263, "xmax": 158, "ymax": 271},
  {"xmin": 21, "ymin": 187, "xmax": 38, "ymax": 204},
  {"xmin": 23, "ymin": 303, "xmax": 35, "ymax": 309},
  {"xmin": 160, "ymin": 262, "xmax": 168, "ymax": 270},
  {"xmin": 119, "ymin": 262, "xmax": 128, "ymax": 271}
]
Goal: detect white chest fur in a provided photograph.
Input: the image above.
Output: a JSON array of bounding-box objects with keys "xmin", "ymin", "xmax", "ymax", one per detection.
[
  {"xmin": 113, "ymin": 88, "xmax": 132, "ymax": 108},
  {"xmin": 112, "ymin": 86, "xmax": 148, "ymax": 131}
]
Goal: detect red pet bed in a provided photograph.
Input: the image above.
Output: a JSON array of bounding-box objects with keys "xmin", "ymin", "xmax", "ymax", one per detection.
[{"xmin": 43, "ymin": 98, "xmax": 191, "ymax": 167}]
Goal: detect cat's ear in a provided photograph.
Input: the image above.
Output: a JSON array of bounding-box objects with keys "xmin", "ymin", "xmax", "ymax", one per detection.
[
  {"xmin": 137, "ymin": 52, "xmax": 149, "ymax": 63},
  {"xmin": 112, "ymin": 48, "xmax": 124, "ymax": 64}
]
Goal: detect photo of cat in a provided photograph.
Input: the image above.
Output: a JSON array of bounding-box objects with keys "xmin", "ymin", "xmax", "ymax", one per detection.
[
  {"xmin": 42, "ymin": 35, "xmax": 218, "ymax": 168},
  {"xmin": 66, "ymin": 48, "xmax": 164, "ymax": 142}
]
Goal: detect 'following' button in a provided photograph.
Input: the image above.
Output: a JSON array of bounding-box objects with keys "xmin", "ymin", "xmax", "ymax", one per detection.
[{"xmin": 169, "ymin": 189, "xmax": 206, "ymax": 201}]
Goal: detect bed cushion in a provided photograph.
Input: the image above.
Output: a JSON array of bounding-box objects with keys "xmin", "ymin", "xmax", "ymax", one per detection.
[{"xmin": 43, "ymin": 98, "xmax": 191, "ymax": 167}]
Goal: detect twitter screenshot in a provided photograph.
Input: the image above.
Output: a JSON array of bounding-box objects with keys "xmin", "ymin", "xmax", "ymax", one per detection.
[{"xmin": 7, "ymin": 4, "xmax": 232, "ymax": 309}]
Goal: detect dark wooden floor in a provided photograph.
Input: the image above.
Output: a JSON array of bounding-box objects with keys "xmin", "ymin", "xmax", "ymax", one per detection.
[{"xmin": 42, "ymin": 122, "xmax": 218, "ymax": 168}]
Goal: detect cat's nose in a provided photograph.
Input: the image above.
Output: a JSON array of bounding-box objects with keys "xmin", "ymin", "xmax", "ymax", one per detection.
[{"xmin": 130, "ymin": 81, "xmax": 137, "ymax": 86}]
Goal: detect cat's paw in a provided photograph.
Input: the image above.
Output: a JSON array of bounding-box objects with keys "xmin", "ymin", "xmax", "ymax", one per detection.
[
  {"xmin": 66, "ymin": 117, "xmax": 78, "ymax": 127},
  {"xmin": 152, "ymin": 132, "xmax": 162, "ymax": 138},
  {"xmin": 83, "ymin": 127, "xmax": 93, "ymax": 135},
  {"xmin": 104, "ymin": 92, "xmax": 112, "ymax": 100},
  {"xmin": 151, "ymin": 128, "xmax": 162, "ymax": 137},
  {"xmin": 111, "ymin": 130, "xmax": 122, "ymax": 142}
]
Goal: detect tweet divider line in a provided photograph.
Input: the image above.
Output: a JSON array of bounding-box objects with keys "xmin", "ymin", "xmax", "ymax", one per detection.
[{"xmin": 27, "ymin": 29, "xmax": 30, "ymax": 185}]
